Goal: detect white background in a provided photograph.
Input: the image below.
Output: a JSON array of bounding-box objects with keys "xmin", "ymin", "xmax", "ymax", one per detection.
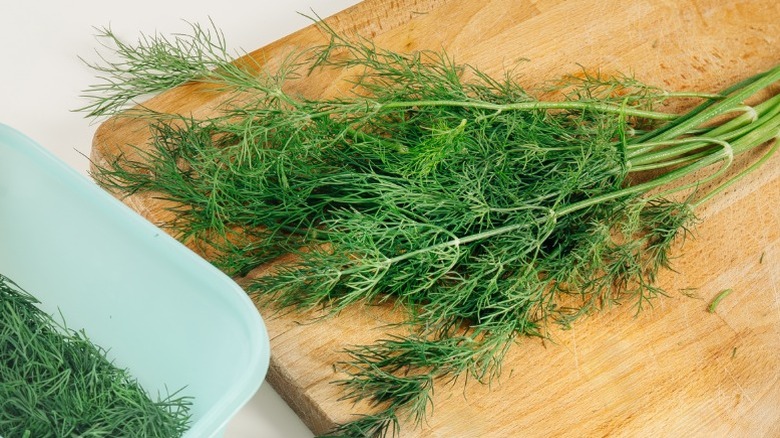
[{"xmin": 0, "ymin": 1, "xmax": 361, "ymax": 437}]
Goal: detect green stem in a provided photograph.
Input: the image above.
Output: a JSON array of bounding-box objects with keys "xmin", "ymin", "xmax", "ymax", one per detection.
[
  {"xmin": 337, "ymin": 213, "xmax": 550, "ymax": 276},
  {"xmin": 693, "ymin": 132, "xmax": 780, "ymax": 208},
  {"xmin": 563, "ymin": 140, "xmax": 734, "ymax": 215},
  {"xmin": 708, "ymin": 288, "xmax": 735, "ymax": 313},
  {"xmin": 378, "ymin": 99, "xmax": 679, "ymax": 120},
  {"xmin": 636, "ymin": 64, "xmax": 780, "ymax": 144},
  {"xmin": 663, "ymin": 91, "xmax": 724, "ymax": 100},
  {"xmin": 628, "ymin": 137, "xmax": 726, "ymax": 167},
  {"xmin": 628, "ymin": 150, "xmax": 713, "ymax": 172},
  {"xmin": 625, "ymin": 106, "xmax": 753, "ymax": 159},
  {"xmin": 627, "ymin": 94, "xmax": 780, "ymax": 172}
]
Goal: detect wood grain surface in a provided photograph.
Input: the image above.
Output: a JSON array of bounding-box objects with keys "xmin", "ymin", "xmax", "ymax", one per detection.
[{"xmin": 91, "ymin": 0, "xmax": 780, "ymax": 436}]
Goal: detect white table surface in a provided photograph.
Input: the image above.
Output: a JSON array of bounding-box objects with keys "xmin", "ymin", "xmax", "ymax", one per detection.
[{"xmin": 0, "ymin": 2, "xmax": 361, "ymax": 437}]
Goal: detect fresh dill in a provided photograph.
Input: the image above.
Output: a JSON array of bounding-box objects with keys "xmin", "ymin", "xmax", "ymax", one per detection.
[
  {"xmin": 0, "ymin": 274, "xmax": 192, "ymax": 437},
  {"xmin": 80, "ymin": 20, "xmax": 780, "ymax": 437},
  {"xmin": 708, "ymin": 288, "xmax": 735, "ymax": 313}
]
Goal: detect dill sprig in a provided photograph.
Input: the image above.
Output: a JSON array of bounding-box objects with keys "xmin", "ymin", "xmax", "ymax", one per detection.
[
  {"xmin": 78, "ymin": 19, "xmax": 233, "ymax": 118},
  {"xmin": 81, "ymin": 20, "xmax": 780, "ymax": 437},
  {"xmin": 0, "ymin": 274, "xmax": 192, "ymax": 437}
]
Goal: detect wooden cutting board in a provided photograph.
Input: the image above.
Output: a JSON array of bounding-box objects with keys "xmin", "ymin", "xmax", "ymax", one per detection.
[{"xmin": 91, "ymin": 0, "xmax": 780, "ymax": 436}]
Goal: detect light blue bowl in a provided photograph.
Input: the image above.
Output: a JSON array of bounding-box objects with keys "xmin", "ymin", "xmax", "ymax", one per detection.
[{"xmin": 0, "ymin": 123, "xmax": 270, "ymax": 437}]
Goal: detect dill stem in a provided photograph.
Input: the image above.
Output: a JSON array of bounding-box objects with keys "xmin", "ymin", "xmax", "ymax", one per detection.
[
  {"xmin": 637, "ymin": 64, "xmax": 780, "ymax": 144},
  {"xmin": 708, "ymin": 288, "xmax": 734, "ymax": 313},
  {"xmin": 664, "ymin": 91, "xmax": 724, "ymax": 100},
  {"xmin": 625, "ymin": 106, "xmax": 754, "ymax": 159},
  {"xmin": 336, "ymin": 215, "xmax": 548, "ymax": 276},
  {"xmin": 628, "ymin": 137, "xmax": 731, "ymax": 168},
  {"xmin": 627, "ymin": 93, "xmax": 780, "ymax": 178},
  {"xmin": 562, "ymin": 145, "xmax": 733, "ymax": 213},
  {"xmin": 693, "ymin": 135, "xmax": 780, "ymax": 208},
  {"xmin": 378, "ymin": 99, "xmax": 679, "ymax": 120}
]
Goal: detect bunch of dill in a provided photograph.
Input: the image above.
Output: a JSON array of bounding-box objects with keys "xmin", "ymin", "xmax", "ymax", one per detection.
[
  {"xmin": 0, "ymin": 274, "xmax": 192, "ymax": 437},
  {"xmin": 80, "ymin": 21, "xmax": 780, "ymax": 437}
]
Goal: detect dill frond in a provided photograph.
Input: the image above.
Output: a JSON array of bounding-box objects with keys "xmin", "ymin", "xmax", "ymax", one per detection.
[{"xmin": 80, "ymin": 20, "xmax": 780, "ymax": 437}]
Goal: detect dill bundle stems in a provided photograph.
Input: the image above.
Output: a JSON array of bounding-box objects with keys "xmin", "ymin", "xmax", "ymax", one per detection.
[
  {"xmin": 81, "ymin": 21, "xmax": 780, "ymax": 437},
  {"xmin": 0, "ymin": 274, "xmax": 192, "ymax": 437}
]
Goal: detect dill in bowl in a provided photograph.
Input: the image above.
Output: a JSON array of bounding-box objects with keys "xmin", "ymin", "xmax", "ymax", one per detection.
[{"xmin": 0, "ymin": 274, "xmax": 192, "ymax": 438}]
